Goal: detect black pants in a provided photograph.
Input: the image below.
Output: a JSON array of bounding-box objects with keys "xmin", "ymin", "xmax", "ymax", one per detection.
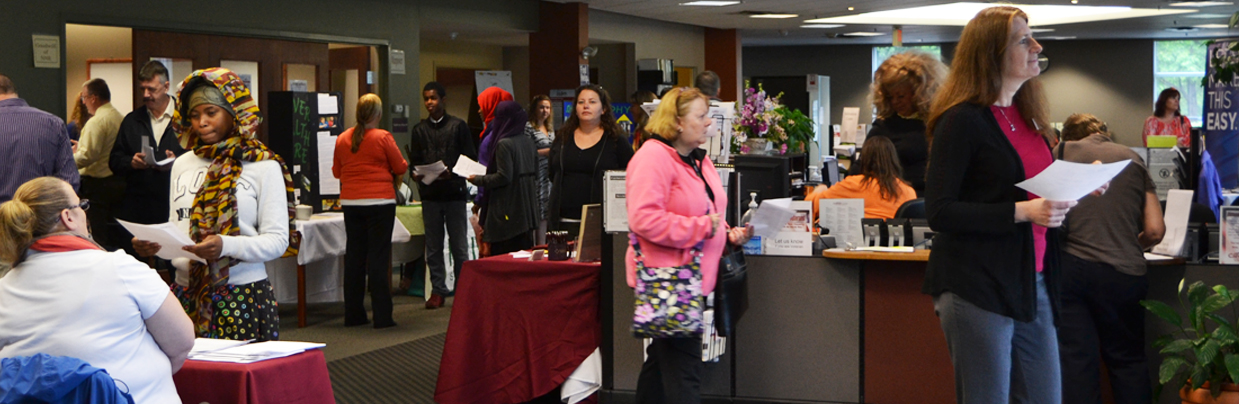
[
  {"xmin": 1057, "ymin": 252, "xmax": 1150, "ymax": 404},
  {"xmin": 79, "ymin": 175, "xmax": 125, "ymax": 251},
  {"xmin": 636, "ymin": 337, "xmax": 703, "ymax": 404},
  {"xmin": 489, "ymin": 232, "xmax": 534, "ymax": 256},
  {"xmin": 343, "ymin": 204, "xmax": 396, "ymax": 327}
]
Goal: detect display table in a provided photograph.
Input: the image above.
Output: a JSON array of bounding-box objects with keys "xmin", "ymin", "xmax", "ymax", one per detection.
[
  {"xmin": 173, "ymin": 350, "xmax": 334, "ymax": 404},
  {"xmin": 435, "ymin": 255, "xmax": 601, "ymax": 404},
  {"xmin": 264, "ymin": 208, "xmax": 423, "ymax": 328}
]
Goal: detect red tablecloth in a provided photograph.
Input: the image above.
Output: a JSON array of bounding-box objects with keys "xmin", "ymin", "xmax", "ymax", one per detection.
[
  {"xmin": 435, "ymin": 255, "xmax": 601, "ymax": 404},
  {"xmin": 173, "ymin": 349, "xmax": 334, "ymax": 404}
]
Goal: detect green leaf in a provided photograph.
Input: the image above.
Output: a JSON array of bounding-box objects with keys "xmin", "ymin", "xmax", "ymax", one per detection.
[
  {"xmin": 1229, "ymin": 11, "xmax": 1239, "ymax": 29},
  {"xmin": 1192, "ymin": 364, "xmax": 1207, "ymax": 390},
  {"xmin": 1214, "ymin": 285, "xmax": 1234, "ymax": 302},
  {"xmin": 1198, "ymin": 340, "xmax": 1221, "ymax": 365},
  {"xmin": 1204, "ymin": 295, "xmax": 1233, "ymax": 313},
  {"xmin": 1155, "ymin": 334, "xmax": 1175, "ymax": 348},
  {"xmin": 1213, "ymin": 324, "xmax": 1239, "ymax": 344},
  {"xmin": 1162, "ymin": 356, "xmax": 1188, "ymax": 384},
  {"xmin": 1226, "ymin": 354, "xmax": 1239, "ymax": 386},
  {"xmin": 1143, "ymin": 300, "xmax": 1183, "ymax": 326},
  {"xmin": 1162, "ymin": 339, "xmax": 1195, "ymax": 354},
  {"xmin": 1190, "ymin": 281, "xmax": 1210, "ymax": 306},
  {"xmin": 1209, "ymin": 313, "xmax": 1234, "ymax": 329}
]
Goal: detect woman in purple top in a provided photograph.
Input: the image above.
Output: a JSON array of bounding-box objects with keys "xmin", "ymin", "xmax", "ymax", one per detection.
[{"xmin": 922, "ymin": 6, "xmax": 1080, "ymax": 403}]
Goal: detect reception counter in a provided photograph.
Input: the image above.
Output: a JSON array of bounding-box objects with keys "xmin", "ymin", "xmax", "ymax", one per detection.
[
  {"xmin": 600, "ymin": 232, "xmax": 1209, "ymax": 404},
  {"xmin": 600, "ymin": 235, "xmax": 945, "ymax": 404}
]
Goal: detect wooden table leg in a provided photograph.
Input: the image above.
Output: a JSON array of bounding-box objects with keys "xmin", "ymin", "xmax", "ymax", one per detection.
[{"xmin": 297, "ymin": 263, "xmax": 307, "ymax": 328}]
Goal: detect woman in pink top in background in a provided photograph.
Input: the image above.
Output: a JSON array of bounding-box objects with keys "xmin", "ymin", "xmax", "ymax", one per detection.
[
  {"xmin": 625, "ymin": 87, "xmax": 751, "ymax": 404},
  {"xmin": 1141, "ymin": 87, "xmax": 1192, "ymax": 148}
]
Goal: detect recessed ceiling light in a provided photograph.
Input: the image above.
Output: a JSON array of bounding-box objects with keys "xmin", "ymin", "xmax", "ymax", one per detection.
[
  {"xmin": 751, "ymin": 13, "xmax": 799, "ymax": 19},
  {"xmin": 804, "ymin": 2, "xmax": 1194, "ymax": 26},
  {"xmin": 1169, "ymin": 1, "xmax": 1233, "ymax": 6},
  {"xmin": 1194, "ymin": 23, "xmax": 1231, "ymax": 28},
  {"xmin": 1030, "ymin": 28, "xmax": 1056, "ymax": 33},
  {"xmin": 842, "ymin": 32, "xmax": 885, "ymax": 36},
  {"xmin": 801, "ymin": 24, "xmax": 846, "ymax": 28},
  {"xmin": 1039, "ymin": 36, "xmax": 1077, "ymax": 40},
  {"xmin": 678, "ymin": 1, "xmax": 741, "ymax": 6},
  {"xmin": 848, "ymin": 7, "xmax": 855, "ymax": 11},
  {"xmin": 1186, "ymin": 13, "xmax": 1232, "ymax": 18}
]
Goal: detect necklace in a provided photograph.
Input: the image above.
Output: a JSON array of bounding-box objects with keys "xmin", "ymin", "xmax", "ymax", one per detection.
[{"xmin": 996, "ymin": 107, "xmax": 1016, "ymax": 132}]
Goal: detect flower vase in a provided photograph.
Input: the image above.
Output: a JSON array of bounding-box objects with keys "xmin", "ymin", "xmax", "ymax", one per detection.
[{"xmin": 743, "ymin": 138, "xmax": 770, "ymax": 155}]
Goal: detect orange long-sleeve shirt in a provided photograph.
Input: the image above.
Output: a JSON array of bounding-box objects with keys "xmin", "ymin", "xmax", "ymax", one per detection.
[
  {"xmin": 332, "ymin": 128, "xmax": 409, "ymax": 201},
  {"xmin": 806, "ymin": 175, "xmax": 916, "ymax": 219}
]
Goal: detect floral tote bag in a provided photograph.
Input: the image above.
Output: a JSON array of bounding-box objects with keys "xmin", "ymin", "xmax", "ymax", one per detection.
[{"xmin": 631, "ymin": 234, "xmax": 705, "ymax": 338}]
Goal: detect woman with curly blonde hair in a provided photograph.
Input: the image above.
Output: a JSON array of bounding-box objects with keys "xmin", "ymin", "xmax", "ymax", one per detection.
[{"xmin": 863, "ymin": 51, "xmax": 947, "ymax": 196}]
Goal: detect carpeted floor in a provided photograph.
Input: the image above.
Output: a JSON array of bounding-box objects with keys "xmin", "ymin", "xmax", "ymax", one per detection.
[{"xmin": 327, "ymin": 333, "xmax": 447, "ymax": 404}]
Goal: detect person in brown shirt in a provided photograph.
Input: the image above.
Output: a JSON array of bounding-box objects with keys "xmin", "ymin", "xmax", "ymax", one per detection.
[{"xmin": 1053, "ymin": 113, "xmax": 1165, "ymax": 404}]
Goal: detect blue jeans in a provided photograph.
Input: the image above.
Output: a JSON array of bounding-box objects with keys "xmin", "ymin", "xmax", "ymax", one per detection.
[
  {"xmin": 423, "ymin": 200, "xmax": 469, "ymax": 296},
  {"xmin": 934, "ymin": 273, "xmax": 1061, "ymax": 404}
]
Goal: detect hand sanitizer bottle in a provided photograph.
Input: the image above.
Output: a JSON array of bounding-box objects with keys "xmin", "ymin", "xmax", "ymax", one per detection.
[{"xmin": 740, "ymin": 192, "xmax": 762, "ymax": 254}]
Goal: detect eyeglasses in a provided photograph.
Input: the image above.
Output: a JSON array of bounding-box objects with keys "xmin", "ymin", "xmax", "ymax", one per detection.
[{"xmin": 67, "ymin": 199, "xmax": 90, "ymax": 211}]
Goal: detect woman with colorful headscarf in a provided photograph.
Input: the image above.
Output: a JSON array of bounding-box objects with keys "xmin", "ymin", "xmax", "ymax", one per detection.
[
  {"xmin": 133, "ymin": 68, "xmax": 298, "ymax": 341},
  {"xmin": 468, "ymin": 101, "xmax": 539, "ymax": 255}
]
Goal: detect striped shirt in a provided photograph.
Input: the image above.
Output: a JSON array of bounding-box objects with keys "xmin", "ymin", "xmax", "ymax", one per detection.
[{"xmin": 0, "ymin": 97, "xmax": 80, "ymax": 203}]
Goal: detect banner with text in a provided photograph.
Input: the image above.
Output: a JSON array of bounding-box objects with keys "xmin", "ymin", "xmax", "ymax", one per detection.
[{"xmin": 1206, "ymin": 40, "xmax": 1239, "ymax": 188}]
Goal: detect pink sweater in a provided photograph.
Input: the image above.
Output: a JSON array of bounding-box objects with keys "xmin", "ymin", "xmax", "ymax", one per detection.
[{"xmin": 625, "ymin": 140, "xmax": 728, "ymax": 294}]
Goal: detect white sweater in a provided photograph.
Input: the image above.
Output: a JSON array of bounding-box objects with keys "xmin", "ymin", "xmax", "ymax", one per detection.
[{"xmin": 168, "ymin": 153, "xmax": 290, "ymax": 286}]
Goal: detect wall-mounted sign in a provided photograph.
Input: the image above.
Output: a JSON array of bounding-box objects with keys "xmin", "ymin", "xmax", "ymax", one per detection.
[
  {"xmin": 390, "ymin": 49, "xmax": 406, "ymax": 75},
  {"xmin": 32, "ymin": 35, "xmax": 60, "ymax": 69}
]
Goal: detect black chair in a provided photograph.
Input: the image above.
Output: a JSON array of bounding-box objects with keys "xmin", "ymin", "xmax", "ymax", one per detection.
[{"xmin": 895, "ymin": 198, "xmax": 926, "ymax": 219}]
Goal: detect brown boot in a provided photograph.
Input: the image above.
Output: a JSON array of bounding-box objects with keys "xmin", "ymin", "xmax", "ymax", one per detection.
[{"xmin": 425, "ymin": 293, "xmax": 444, "ymax": 309}]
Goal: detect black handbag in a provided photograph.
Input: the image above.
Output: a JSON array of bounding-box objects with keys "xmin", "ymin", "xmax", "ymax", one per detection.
[{"xmin": 713, "ymin": 243, "xmax": 748, "ymax": 337}]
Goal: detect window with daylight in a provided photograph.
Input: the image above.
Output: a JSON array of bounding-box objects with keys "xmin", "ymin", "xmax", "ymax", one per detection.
[
  {"xmin": 1154, "ymin": 39, "xmax": 1207, "ymax": 127},
  {"xmin": 871, "ymin": 45, "xmax": 943, "ymax": 77}
]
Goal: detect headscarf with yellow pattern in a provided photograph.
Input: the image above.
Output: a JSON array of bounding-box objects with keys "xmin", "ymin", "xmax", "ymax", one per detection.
[{"xmin": 172, "ymin": 67, "xmax": 301, "ymax": 337}]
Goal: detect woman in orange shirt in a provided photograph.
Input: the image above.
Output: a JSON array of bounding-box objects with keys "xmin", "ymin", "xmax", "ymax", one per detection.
[
  {"xmin": 333, "ymin": 93, "xmax": 408, "ymax": 329},
  {"xmin": 807, "ymin": 136, "xmax": 916, "ymax": 219}
]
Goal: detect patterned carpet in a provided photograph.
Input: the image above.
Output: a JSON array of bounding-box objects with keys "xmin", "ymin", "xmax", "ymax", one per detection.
[{"xmin": 328, "ymin": 333, "xmax": 445, "ymax": 404}]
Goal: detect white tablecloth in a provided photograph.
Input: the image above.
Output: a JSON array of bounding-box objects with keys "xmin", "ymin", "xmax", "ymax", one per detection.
[{"xmin": 264, "ymin": 212, "xmax": 414, "ymax": 305}]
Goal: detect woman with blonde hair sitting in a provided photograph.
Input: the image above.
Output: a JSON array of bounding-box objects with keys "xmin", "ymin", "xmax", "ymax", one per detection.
[{"xmin": 0, "ymin": 177, "xmax": 194, "ymax": 403}]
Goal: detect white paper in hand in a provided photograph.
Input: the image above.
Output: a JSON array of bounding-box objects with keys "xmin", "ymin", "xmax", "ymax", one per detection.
[
  {"xmin": 1015, "ymin": 159, "xmax": 1130, "ymax": 201},
  {"xmin": 141, "ymin": 143, "xmax": 175, "ymax": 168},
  {"xmin": 750, "ymin": 198, "xmax": 797, "ymax": 238},
  {"xmin": 452, "ymin": 156, "xmax": 488, "ymax": 178},
  {"xmin": 117, "ymin": 219, "xmax": 205, "ymax": 263},
  {"xmin": 414, "ymin": 161, "xmax": 447, "ymax": 185}
]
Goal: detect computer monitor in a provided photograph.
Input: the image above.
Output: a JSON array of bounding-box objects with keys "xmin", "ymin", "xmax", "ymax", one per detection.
[{"xmin": 822, "ymin": 156, "xmax": 841, "ymax": 186}]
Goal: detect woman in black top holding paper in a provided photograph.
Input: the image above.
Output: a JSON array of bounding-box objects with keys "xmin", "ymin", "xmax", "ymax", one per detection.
[
  {"xmin": 922, "ymin": 6, "xmax": 1081, "ymax": 403},
  {"xmin": 549, "ymin": 84, "xmax": 634, "ymax": 236}
]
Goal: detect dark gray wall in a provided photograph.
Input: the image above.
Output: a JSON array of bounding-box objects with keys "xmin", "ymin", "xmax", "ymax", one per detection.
[
  {"xmin": 2, "ymin": 0, "xmax": 538, "ymax": 150},
  {"xmin": 744, "ymin": 39, "xmax": 1156, "ymax": 146}
]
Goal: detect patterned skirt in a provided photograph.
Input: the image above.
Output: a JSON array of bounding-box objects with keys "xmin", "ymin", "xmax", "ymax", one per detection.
[{"xmin": 171, "ymin": 279, "xmax": 280, "ymax": 341}]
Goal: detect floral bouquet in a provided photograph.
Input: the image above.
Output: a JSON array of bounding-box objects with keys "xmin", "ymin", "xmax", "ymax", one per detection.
[{"xmin": 731, "ymin": 82, "xmax": 815, "ymax": 155}]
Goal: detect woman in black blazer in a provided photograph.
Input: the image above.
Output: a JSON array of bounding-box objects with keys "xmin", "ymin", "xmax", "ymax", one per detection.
[
  {"xmin": 548, "ymin": 84, "xmax": 634, "ymax": 237},
  {"xmin": 922, "ymin": 6, "xmax": 1079, "ymax": 404}
]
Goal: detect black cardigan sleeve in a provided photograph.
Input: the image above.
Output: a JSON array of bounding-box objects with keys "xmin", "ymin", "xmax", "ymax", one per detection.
[{"xmin": 924, "ymin": 105, "xmax": 1019, "ymax": 235}]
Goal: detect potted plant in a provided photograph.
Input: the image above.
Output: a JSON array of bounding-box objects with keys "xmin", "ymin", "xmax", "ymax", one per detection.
[
  {"xmin": 731, "ymin": 82, "xmax": 815, "ymax": 156},
  {"xmin": 1142, "ymin": 280, "xmax": 1239, "ymax": 403}
]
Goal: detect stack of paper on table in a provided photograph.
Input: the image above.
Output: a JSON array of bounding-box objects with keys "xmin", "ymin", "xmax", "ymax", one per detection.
[{"xmin": 189, "ymin": 340, "xmax": 326, "ymax": 363}]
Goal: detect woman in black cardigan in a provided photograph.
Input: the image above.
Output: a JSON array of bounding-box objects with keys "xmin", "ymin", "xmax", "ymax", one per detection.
[
  {"xmin": 922, "ymin": 7, "xmax": 1080, "ymax": 404},
  {"xmin": 548, "ymin": 84, "xmax": 634, "ymax": 237}
]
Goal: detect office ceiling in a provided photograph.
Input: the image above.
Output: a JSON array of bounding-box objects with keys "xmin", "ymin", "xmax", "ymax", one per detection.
[{"xmin": 545, "ymin": 0, "xmax": 1239, "ymax": 45}]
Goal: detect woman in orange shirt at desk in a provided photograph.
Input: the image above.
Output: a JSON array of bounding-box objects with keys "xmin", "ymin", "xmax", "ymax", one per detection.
[{"xmin": 806, "ymin": 136, "xmax": 916, "ymax": 219}]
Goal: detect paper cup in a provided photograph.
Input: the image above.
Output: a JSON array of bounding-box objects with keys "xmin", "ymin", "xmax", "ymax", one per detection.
[{"xmin": 295, "ymin": 205, "xmax": 312, "ymax": 221}]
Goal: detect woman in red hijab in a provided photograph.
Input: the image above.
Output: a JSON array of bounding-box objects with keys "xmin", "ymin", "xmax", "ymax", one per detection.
[{"xmin": 477, "ymin": 86, "xmax": 513, "ymax": 167}]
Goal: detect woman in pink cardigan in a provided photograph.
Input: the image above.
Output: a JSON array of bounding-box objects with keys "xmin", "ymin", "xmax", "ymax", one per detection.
[{"xmin": 626, "ymin": 87, "xmax": 752, "ymax": 404}]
